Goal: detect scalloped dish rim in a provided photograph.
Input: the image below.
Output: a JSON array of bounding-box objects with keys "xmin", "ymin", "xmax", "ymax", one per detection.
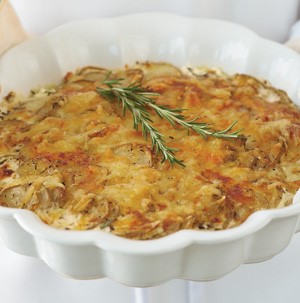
[{"xmin": 0, "ymin": 13, "xmax": 299, "ymax": 284}]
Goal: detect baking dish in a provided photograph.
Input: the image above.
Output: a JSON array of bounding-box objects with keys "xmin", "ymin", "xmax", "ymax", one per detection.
[{"xmin": 0, "ymin": 13, "xmax": 300, "ymax": 287}]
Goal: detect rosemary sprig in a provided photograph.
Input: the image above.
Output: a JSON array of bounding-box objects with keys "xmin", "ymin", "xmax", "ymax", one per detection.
[
  {"xmin": 96, "ymin": 73, "xmax": 184, "ymax": 166},
  {"xmin": 96, "ymin": 72, "xmax": 244, "ymax": 167},
  {"xmin": 145, "ymin": 101, "xmax": 243, "ymax": 139}
]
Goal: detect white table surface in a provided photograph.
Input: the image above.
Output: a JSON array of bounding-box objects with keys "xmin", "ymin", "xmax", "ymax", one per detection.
[{"xmin": 2, "ymin": 1, "xmax": 300, "ymax": 302}]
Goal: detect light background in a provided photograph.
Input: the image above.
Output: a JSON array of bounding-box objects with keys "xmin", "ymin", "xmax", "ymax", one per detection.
[{"xmin": 9, "ymin": 0, "xmax": 300, "ymax": 42}]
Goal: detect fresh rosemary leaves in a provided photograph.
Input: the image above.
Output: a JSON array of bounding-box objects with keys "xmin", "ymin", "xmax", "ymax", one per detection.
[{"xmin": 96, "ymin": 72, "xmax": 243, "ymax": 167}]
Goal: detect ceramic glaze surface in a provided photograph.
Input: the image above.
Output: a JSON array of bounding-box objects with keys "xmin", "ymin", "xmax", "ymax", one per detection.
[{"xmin": 0, "ymin": 14, "xmax": 299, "ymax": 286}]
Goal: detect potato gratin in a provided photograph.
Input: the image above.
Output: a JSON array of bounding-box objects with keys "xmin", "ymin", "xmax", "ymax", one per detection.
[{"xmin": 0, "ymin": 62, "xmax": 299, "ymax": 239}]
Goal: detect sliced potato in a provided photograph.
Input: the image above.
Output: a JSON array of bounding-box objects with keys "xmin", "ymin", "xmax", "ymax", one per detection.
[{"xmin": 112, "ymin": 143, "xmax": 153, "ymax": 166}]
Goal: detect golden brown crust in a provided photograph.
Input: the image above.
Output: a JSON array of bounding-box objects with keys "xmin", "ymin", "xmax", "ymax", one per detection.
[{"xmin": 0, "ymin": 62, "xmax": 299, "ymax": 239}]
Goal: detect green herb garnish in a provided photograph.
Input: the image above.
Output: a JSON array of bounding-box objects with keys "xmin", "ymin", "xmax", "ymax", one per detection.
[{"xmin": 96, "ymin": 72, "xmax": 243, "ymax": 167}]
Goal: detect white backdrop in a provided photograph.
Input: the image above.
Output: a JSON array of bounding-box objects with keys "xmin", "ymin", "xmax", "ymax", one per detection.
[{"xmin": 9, "ymin": 0, "xmax": 300, "ymax": 42}]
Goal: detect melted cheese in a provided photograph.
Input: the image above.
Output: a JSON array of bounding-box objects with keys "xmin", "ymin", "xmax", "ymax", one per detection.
[{"xmin": 0, "ymin": 62, "xmax": 299, "ymax": 240}]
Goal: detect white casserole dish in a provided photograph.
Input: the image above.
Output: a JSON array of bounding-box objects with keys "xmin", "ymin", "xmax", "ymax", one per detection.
[{"xmin": 0, "ymin": 13, "xmax": 300, "ymax": 287}]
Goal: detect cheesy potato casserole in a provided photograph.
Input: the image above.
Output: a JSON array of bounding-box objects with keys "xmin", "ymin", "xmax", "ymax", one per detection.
[{"xmin": 0, "ymin": 62, "xmax": 299, "ymax": 239}]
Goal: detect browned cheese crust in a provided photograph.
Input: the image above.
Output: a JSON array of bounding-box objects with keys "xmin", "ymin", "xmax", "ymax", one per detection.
[{"xmin": 0, "ymin": 62, "xmax": 299, "ymax": 239}]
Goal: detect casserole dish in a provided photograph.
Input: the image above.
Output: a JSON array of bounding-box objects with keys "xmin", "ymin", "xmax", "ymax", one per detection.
[{"xmin": 0, "ymin": 13, "xmax": 300, "ymax": 286}]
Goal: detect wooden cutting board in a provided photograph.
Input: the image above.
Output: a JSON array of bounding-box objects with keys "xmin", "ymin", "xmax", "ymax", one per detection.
[{"xmin": 0, "ymin": 0, "xmax": 28, "ymax": 55}]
